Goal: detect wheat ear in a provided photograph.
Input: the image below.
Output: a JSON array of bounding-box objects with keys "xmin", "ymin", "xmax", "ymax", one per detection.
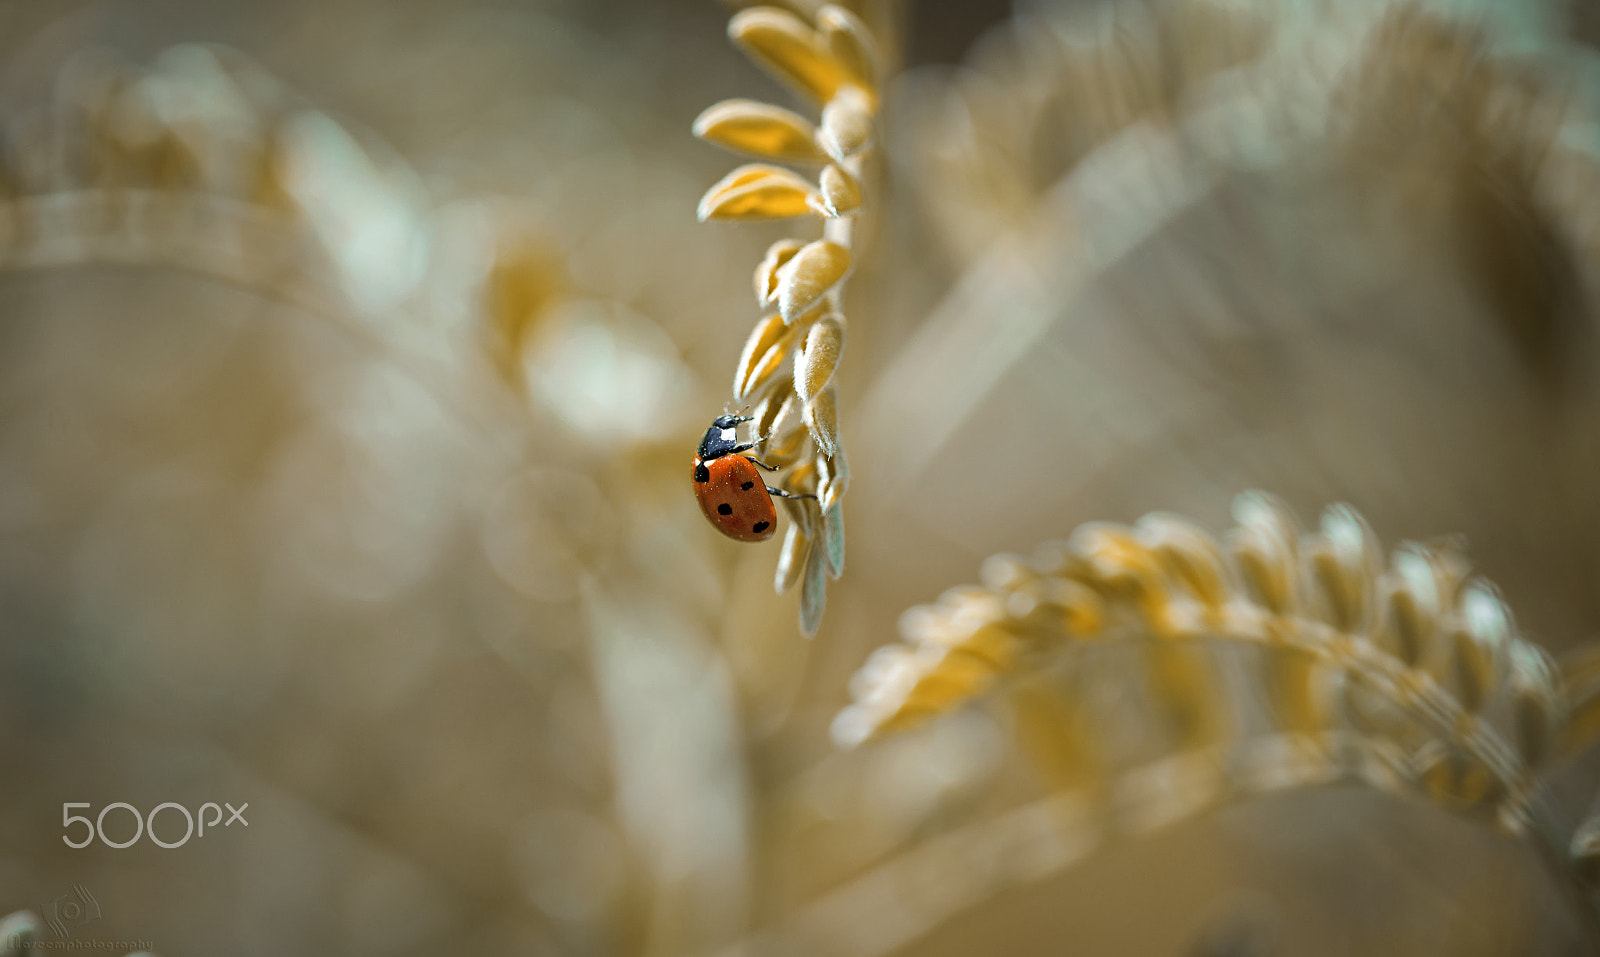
[
  {"xmin": 835, "ymin": 493, "xmax": 1567, "ymax": 810},
  {"xmin": 828, "ymin": 492, "xmax": 1600, "ymax": 937},
  {"xmin": 695, "ymin": 4, "xmax": 882, "ymax": 636}
]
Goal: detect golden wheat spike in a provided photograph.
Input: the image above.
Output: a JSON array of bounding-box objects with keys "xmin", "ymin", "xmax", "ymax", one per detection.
[
  {"xmin": 833, "ymin": 492, "xmax": 1560, "ymax": 837},
  {"xmin": 695, "ymin": 1, "xmax": 884, "ymax": 637}
]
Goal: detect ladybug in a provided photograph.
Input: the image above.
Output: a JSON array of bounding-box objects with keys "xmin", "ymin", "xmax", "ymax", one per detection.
[{"xmin": 692, "ymin": 413, "xmax": 812, "ymax": 541}]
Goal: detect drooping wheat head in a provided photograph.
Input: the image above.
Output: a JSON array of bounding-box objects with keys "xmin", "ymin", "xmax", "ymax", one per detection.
[
  {"xmin": 694, "ymin": 3, "xmax": 883, "ymax": 636},
  {"xmin": 831, "ymin": 492, "xmax": 1600, "ymax": 934}
]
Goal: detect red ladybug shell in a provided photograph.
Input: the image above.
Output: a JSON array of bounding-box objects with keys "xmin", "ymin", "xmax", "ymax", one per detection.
[{"xmin": 693, "ymin": 453, "xmax": 777, "ymax": 542}]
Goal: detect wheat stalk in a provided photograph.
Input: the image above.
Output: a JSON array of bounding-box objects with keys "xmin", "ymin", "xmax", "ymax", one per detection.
[{"xmin": 694, "ymin": 4, "xmax": 883, "ymax": 636}]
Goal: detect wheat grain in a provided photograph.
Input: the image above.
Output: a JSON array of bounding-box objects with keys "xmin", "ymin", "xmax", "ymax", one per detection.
[
  {"xmin": 732, "ymin": 313, "xmax": 789, "ymax": 399},
  {"xmin": 697, "ymin": 163, "xmax": 820, "ymax": 220},
  {"xmin": 817, "ymin": 89, "xmax": 874, "ymax": 161},
  {"xmin": 794, "ymin": 312, "xmax": 844, "ymax": 401},
  {"xmin": 753, "ymin": 237, "xmax": 805, "ymax": 302},
  {"xmin": 695, "ymin": 3, "xmax": 884, "ymax": 636},
  {"xmin": 729, "ymin": 7, "xmax": 854, "ymax": 105},
  {"xmin": 692, "ymin": 99, "xmax": 826, "ymax": 163},
  {"xmin": 773, "ymin": 238, "xmax": 851, "ymax": 321},
  {"xmin": 775, "ymin": 518, "xmax": 810, "ymax": 594},
  {"xmin": 1508, "ymin": 642, "xmax": 1560, "ymax": 770},
  {"xmin": 812, "ymin": 163, "xmax": 860, "ymax": 216}
]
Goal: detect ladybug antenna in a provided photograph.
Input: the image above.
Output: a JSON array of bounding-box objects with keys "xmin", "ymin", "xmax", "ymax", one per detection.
[{"xmin": 711, "ymin": 408, "xmax": 755, "ymax": 430}]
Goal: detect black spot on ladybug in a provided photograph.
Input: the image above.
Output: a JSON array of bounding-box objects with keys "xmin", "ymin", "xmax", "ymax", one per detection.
[
  {"xmin": 694, "ymin": 464, "xmax": 710, "ymax": 483},
  {"xmin": 741, "ymin": 481, "xmax": 754, "ymax": 490},
  {"xmin": 717, "ymin": 503, "xmax": 733, "ymax": 515},
  {"xmin": 752, "ymin": 521, "xmax": 770, "ymax": 534}
]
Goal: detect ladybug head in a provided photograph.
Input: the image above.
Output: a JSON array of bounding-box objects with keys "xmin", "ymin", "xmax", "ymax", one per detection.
[{"xmin": 700, "ymin": 412, "xmax": 753, "ymax": 461}]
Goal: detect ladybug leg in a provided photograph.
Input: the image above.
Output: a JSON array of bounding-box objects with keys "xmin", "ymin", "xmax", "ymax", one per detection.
[
  {"xmin": 766, "ymin": 486, "xmax": 818, "ymax": 501},
  {"xmin": 743, "ymin": 456, "xmax": 781, "ymax": 472}
]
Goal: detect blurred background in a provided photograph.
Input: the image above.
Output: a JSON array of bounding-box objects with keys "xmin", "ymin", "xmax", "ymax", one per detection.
[{"xmin": 2, "ymin": 0, "xmax": 1600, "ymax": 954}]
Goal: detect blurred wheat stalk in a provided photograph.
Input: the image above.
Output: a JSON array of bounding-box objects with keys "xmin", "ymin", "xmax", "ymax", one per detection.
[
  {"xmin": 817, "ymin": 491, "xmax": 1600, "ymax": 953},
  {"xmin": 838, "ymin": 493, "xmax": 1564, "ymax": 794},
  {"xmin": 0, "ymin": 41, "xmax": 575, "ymax": 453},
  {"xmin": 694, "ymin": 3, "xmax": 883, "ymax": 635}
]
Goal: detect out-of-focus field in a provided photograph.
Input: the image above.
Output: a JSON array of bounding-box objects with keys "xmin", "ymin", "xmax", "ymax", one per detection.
[{"xmin": 2, "ymin": 1, "xmax": 1600, "ymax": 955}]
